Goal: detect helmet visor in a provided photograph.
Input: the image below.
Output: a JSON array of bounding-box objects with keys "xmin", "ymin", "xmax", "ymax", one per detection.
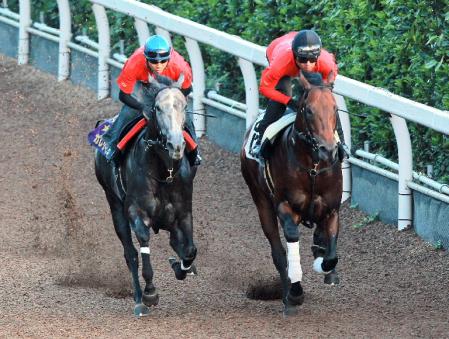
[
  {"xmin": 296, "ymin": 44, "xmax": 321, "ymax": 59},
  {"xmin": 145, "ymin": 50, "xmax": 170, "ymax": 63}
]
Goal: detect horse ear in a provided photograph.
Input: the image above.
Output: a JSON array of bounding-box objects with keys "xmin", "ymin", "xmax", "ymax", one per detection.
[
  {"xmin": 148, "ymin": 74, "xmax": 162, "ymax": 89},
  {"xmin": 298, "ymin": 71, "xmax": 311, "ymax": 90},
  {"xmin": 174, "ymin": 73, "xmax": 185, "ymax": 88},
  {"xmin": 327, "ymin": 70, "xmax": 336, "ymax": 84}
]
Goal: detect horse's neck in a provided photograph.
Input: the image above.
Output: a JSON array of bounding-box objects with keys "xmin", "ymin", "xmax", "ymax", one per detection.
[{"xmin": 284, "ymin": 124, "xmax": 315, "ymax": 166}]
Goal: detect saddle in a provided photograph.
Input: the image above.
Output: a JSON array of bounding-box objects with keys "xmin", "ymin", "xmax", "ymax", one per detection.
[{"xmin": 246, "ymin": 110, "xmax": 296, "ymax": 164}]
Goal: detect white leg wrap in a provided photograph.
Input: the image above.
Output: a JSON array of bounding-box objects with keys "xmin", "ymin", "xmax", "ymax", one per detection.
[
  {"xmin": 180, "ymin": 261, "xmax": 191, "ymax": 271},
  {"xmin": 140, "ymin": 247, "xmax": 150, "ymax": 255},
  {"xmin": 313, "ymin": 257, "xmax": 332, "ymax": 274},
  {"xmin": 287, "ymin": 241, "xmax": 302, "ymax": 283}
]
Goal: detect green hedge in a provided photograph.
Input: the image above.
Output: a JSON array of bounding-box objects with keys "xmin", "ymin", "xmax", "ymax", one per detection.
[{"xmin": 4, "ymin": 0, "xmax": 448, "ymax": 182}]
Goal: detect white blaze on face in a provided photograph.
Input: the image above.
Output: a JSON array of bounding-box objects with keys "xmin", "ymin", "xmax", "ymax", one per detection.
[
  {"xmin": 155, "ymin": 88, "xmax": 187, "ymax": 159},
  {"xmin": 287, "ymin": 241, "xmax": 303, "ymax": 283}
]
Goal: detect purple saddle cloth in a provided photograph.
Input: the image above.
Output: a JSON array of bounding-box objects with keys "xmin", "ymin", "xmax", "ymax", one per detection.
[{"xmin": 87, "ymin": 116, "xmax": 117, "ymax": 158}]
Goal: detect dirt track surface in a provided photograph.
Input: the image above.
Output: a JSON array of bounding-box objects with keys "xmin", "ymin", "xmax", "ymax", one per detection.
[{"xmin": 0, "ymin": 54, "xmax": 448, "ymax": 338}]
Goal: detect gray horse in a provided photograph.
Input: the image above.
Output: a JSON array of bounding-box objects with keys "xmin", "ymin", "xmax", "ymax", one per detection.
[{"xmin": 95, "ymin": 75, "xmax": 197, "ymax": 316}]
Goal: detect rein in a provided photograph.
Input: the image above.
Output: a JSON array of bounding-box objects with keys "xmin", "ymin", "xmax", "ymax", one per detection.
[{"xmin": 143, "ymin": 137, "xmax": 180, "ymax": 184}]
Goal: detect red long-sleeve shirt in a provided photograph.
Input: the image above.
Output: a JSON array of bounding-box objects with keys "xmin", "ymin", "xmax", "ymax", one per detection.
[
  {"xmin": 117, "ymin": 46, "xmax": 193, "ymax": 94},
  {"xmin": 260, "ymin": 31, "xmax": 338, "ymax": 105}
]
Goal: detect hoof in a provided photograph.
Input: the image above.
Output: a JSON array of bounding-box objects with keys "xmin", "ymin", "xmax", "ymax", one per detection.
[
  {"xmin": 283, "ymin": 303, "xmax": 298, "ymax": 317},
  {"xmin": 143, "ymin": 290, "xmax": 159, "ymax": 307},
  {"xmin": 287, "ymin": 290, "xmax": 305, "ymax": 306},
  {"xmin": 185, "ymin": 264, "xmax": 197, "ymax": 276},
  {"xmin": 134, "ymin": 303, "xmax": 151, "ymax": 317},
  {"xmin": 324, "ymin": 270, "xmax": 340, "ymax": 285},
  {"xmin": 169, "ymin": 258, "xmax": 187, "ymax": 280}
]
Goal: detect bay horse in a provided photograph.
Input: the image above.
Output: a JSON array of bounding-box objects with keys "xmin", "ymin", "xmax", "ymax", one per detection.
[
  {"xmin": 95, "ymin": 75, "xmax": 197, "ymax": 316},
  {"xmin": 240, "ymin": 71, "xmax": 342, "ymax": 315}
]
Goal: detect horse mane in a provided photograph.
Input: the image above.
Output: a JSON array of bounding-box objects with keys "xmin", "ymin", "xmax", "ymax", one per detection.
[
  {"xmin": 302, "ymin": 71, "xmax": 323, "ymax": 86},
  {"xmin": 142, "ymin": 74, "xmax": 174, "ymax": 100},
  {"xmin": 154, "ymin": 73, "xmax": 174, "ymax": 87}
]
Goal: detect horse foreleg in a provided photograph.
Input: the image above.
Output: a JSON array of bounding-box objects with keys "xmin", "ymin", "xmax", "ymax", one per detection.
[
  {"xmin": 277, "ymin": 202, "xmax": 305, "ymax": 312},
  {"xmin": 106, "ymin": 195, "xmax": 147, "ymax": 316},
  {"xmin": 168, "ymin": 224, "xmax": 196, "ymax": 280},
  {"xmin": 178, "ymin": 213, "xmax": 197, "ymax": 269},
  {"xmin": 313, "ymin": 211, "xmax": 340, "ymax": 285},
  {"xmin": 128, "ymin": 212, "xmax": 159, "ymax": 309}
]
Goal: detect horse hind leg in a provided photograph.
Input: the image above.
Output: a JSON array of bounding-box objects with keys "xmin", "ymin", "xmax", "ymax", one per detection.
[{"xmin": 105, "ymin": 194, "xmax": 149, "ymax": 316}]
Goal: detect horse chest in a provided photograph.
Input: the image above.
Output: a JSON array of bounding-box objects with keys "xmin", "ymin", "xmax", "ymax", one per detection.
[
  {"xmin": 132, "ymin": 189, "xmax": 178, "ymax": 229},
  {"xmin": 285, "ymin": 186, "xmax": 329, "ymax": 217}
]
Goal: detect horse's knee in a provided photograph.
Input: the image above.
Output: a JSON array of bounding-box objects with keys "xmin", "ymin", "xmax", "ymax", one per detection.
[{"xmin": 284, "ymin": 225, "xmax": 299, "ymax": 243}]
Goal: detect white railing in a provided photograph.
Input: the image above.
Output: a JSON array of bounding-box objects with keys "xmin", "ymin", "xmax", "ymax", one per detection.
[{"xmin": 1, "ymin": 0, "xmax": 448, "ymax": 231}]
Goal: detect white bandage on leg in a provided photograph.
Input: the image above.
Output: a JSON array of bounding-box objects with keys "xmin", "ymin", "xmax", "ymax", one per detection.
[
  {"xmin": 313, "ymin": 257, "xmax": 331, "ymax": 274},
  {"xmin": 140, "ymin": 247, "xmax": 150, "ymax": 255},
  {"xmin": 180, "ymin": 261, "xmax": 191, "ymax": 271},
  {"xmin": 287, "ymin": 241, "xmax": 303, "ymax": 283}
]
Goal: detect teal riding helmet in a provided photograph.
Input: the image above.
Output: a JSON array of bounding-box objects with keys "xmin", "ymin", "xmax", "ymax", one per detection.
[{"xmin": 144, "ymin": 35, "xmax": 171, "ymax": 63}]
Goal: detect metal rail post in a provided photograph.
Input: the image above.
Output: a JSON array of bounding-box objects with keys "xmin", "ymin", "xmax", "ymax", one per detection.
[
  {"xmin": 92, "ymin": 4, "xmax": 110, "ymax": 99},
  {"xmin": 390, "ymin": 115, "xmax": 413, "ymax": 230},
  {"xmin": 334, "ymin": 94, "xmax": 352, "ymax": 202},
  {"xmin": 238, "ymin": 58, "xmax": 259, "ymax": 129},
  {"xmin": 185, "ymin": 37, "xmax": 206, "ymax": 136},
  {"xmin": 56, "ymin": 0, "xmax": 71, "ymax": 81},
  {"xmin": 18, "ymin": 0, "xmax": 30, "ymax": 64}
]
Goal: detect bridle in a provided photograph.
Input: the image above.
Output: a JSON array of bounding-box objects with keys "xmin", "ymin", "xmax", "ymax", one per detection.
[
  {"xmin": 143, "ymin": 86, "xmax": 185, "ymax": 184},
  {"xmin": 290, "ymin": 85, "xmax": 340, "ymax": 226},
  {"xmin": 293, "ymin": 85, "xmax": 336, "ymax": 165}
]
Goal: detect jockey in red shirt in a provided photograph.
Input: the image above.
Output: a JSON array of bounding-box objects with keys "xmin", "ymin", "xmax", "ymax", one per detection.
[
  {"xmin": 252, "ymin": 30, "xmax": 346, "ymax": 160},
  {"xmin": 102, "ymin": 35, "xmax": 201, "ymax": 166}
]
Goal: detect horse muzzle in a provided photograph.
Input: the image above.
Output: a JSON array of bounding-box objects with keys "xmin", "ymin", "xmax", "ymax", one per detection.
[
  {"xmin": 318, "ymin": 144, "xmax": 338, "ymax": 163},
  {"xmin": 166, "ymin": 139, "xmax": 186, "ymax": 160}
]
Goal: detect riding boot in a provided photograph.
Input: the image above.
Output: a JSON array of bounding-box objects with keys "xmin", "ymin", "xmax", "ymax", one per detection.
[
  {"xmin": 335, "ymin": 114, "xmax": 350, "ymax": 161},
  {"xmin": 252, "ymin": 100, "xmax": 286, "ymax": 159},
  {"xmin": 184, "ymin": 119, "xmax": 202, "ymax": 166},
  {"xmin": 102, "ymin": 105, "xmax": 141, "ymax": 162}
]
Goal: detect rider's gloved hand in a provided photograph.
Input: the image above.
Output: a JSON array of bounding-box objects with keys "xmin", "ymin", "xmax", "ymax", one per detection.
[{"xmin": 287, "ymin": 98, "xmax": 300, "ymax": 112}]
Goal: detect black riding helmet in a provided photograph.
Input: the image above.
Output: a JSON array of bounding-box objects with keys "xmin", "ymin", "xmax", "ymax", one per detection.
[{"xmin": 292, "ymin": 30, "xmax": 322, "ymax": 60}]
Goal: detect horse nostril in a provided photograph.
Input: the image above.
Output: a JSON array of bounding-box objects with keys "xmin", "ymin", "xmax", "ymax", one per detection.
[{"xmin": 166, "ymin": 141, "xmax": 173, "ymax": 149}]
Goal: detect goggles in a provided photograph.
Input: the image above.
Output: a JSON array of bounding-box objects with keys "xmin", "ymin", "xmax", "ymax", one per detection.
[
  {"xmin": 296, "ymin": 55, "xmax": 318, "ymax": 63},
  {"xmin": 145, "ymin": 50, "xmax": 170, "ymax": 64}
]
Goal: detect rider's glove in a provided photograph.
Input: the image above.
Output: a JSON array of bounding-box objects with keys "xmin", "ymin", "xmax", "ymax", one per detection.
[{"xmin": 287, "ymin": 98, "xmax": 300, "ymax": 112}]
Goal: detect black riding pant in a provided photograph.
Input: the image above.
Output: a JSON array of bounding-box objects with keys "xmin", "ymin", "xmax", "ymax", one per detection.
[
  {"xmin": 255, "ymin": 76, "xmax": 292, "ymax": 135},
  {"xmin": 101, "ymin": 104, "xmax": 142, "ymax": 149}
]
